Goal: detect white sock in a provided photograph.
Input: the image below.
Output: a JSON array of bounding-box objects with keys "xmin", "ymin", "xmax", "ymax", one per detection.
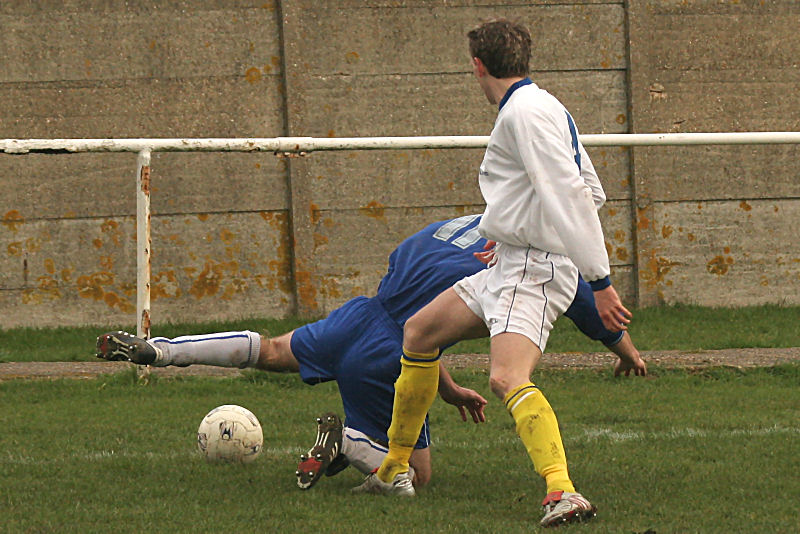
[
  {"xmin": 341, "ymin": 426, "xmax": 419, "ymax": 480},
  {"xmin": 341, "ymin": 427, "xmax": 388, "ymax": 475},
  {"xmin": 341, "ymin": 427, "xmax": 416, "ymax": 481},
  {"xmin": 148, "ymin": 331, "xmax": 261, "ymax": 368}
]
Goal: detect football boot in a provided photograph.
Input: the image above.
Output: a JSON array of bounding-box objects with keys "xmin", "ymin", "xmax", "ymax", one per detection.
[
  {"xmin": 540, "ymin": 490, "xmax": 597, "ymax": 528},
  {"xmin": 96, "ymin": 331, "xmax": 160, "ymax": 365},
  {"xmin": 296, "ymin": 412, "xmax": 344, "ymax": 489}
]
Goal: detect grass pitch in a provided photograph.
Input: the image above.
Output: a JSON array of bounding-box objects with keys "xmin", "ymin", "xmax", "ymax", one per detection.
[{"xmin": 1, "ymin": 365, "xmax": 798, "ymax": 533}]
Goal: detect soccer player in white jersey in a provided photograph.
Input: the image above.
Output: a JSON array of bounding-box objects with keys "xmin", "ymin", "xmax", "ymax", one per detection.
[{"xmin": 357, "ymin": 19, "xmax": 645, "ymax": 528}]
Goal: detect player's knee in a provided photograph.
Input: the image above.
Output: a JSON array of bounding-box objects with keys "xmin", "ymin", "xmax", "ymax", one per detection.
[
  {"xmin": 488, "ymin": 374, "xmax": 512, "ymax": 399},
  {"xmin": 413, "ymin": 468, "xmax": 431, "ymax": 487},
  {"xmin": 489, "ymin": 369, "xmax": 531, "ymax": 399},
  {"xmin": 409, "ymin": 457, "xmax": 432, "ymax": 487},
  {"xmin": 403, "ymin": 315, "xmax": 436, "ymax": 353},
  {"xmin": 409, "ymin": 447, "xmax": 432, "ymax": 487}
]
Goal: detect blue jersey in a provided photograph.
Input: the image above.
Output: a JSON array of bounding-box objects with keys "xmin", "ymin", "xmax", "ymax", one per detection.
[
  {"xmin": 376, "ymin": 214, "xmax": 488, "ymax": 327},
  {"xmin": 290, "ymin": 215, "xmax": 488, "ymax": 448}
]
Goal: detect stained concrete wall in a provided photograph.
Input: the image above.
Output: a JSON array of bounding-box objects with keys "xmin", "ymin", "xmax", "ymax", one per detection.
[
  {"xmin": 0, "ymin": 1, "xmax": 294, "ymax": 327},
  {"xmin": 628, "ymin": 0, "xmax": 800, "ymax": 306},
  {"xmin": 0, "ymin": 0, "xmax": 797, "ymax": 328}
]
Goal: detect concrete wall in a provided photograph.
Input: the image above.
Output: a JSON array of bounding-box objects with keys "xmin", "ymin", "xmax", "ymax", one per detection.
[
  {"xmin": 628, "ymin": 0, "xmax": 800, "ymax": 306},
  {"xmin": 1, "ymin": 0, "xmax": 797, "ymax": 328},
  {"xmin": 1, "ymin": 1, "xmax": 294, "ymax": 327}
]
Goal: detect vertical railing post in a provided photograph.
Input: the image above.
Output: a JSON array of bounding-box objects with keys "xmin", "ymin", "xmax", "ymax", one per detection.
[{"xmin": 136, "ymin": 149, "xmax": 152, "ymax": 341}]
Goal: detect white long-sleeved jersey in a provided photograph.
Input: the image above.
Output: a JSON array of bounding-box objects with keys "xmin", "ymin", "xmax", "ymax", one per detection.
[{"xmin": 477, "ymin": 81, "xmax": 611, "ymax": 282}]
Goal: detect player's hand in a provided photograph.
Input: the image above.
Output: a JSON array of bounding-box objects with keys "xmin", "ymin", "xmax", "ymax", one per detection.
[
  {"xmin": 614, "ymin": 355, "xmax": 647, "ymax": 377},
  {"xmin": 439, "ymin": 385, "xmax": 487, "ymax": 423},
  {"xmin": 593, "ymin": 285, "xmax": 632, "ymax": 332},
  {"xmin": 473, "ymin": 240, "xmax": 497, "ymax": 266}
]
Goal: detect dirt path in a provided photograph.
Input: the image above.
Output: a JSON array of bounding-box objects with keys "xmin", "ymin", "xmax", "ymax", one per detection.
[{"xmin": 1, "ymin": 347, "xmax": 798, "ymax": 381}]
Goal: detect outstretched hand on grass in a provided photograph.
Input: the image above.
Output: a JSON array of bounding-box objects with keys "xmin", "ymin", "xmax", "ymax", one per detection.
[
  {"xmin": 614, "ymin": 355, "xmax": 647, "ymax": 377},
  {"xmin": 438, "ymin": 363, "xmax": 488, "ymax": 423},
  {"xmin": 439, "ymin": 384, "xmax": 488, "ymax": 423}
]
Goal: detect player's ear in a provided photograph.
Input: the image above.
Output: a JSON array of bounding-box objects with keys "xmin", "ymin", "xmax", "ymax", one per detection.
[{"xmin": 471, "ymin": 57, "xmax": 486, "ymax": 77}]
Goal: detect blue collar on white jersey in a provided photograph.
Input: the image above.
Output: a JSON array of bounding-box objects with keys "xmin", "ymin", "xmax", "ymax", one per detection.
[{"xmin": 498, "ymin": 77, "xmax": 533, "ymax": 111}]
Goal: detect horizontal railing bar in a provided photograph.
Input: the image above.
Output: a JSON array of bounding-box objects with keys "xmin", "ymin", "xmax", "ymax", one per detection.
[{"xmin": 3, "ymin": 132, "xmax": 800, "ymax": 154}]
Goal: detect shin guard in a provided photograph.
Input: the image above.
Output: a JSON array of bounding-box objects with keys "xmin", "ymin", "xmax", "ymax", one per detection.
[
  {"xmin": 504, "ymin": 383, "xmax": 575, "ymax": 494},
  {"xmin": 377, "ymin": 348, "xmax": 439, "ymax": 483}
]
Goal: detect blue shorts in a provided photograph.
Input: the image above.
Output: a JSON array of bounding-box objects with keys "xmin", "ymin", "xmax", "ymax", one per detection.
[
  {"xmin": 290, "ymin": 296, "xmax": 431, "ymax": 449},
  {"xmin": 564, "ymin": 276, "xmax": 625, "ymax": 347}
]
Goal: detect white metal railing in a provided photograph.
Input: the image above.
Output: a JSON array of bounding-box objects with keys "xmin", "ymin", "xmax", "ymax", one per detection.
[
  {"xmin": 3, "ymin": 132, "xmax": 800, "ymax": 338},
  {"xmin": 4, "ymin": 132, "xmax": 800, "ymax": 155}
]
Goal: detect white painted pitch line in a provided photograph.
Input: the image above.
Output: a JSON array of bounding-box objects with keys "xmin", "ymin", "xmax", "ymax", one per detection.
[
  {"xmin": 434, "ymin": 425, "xmax": 799, "ymax": 449},
  {"xmin": 577, "ymin": 424, "xmax": 799, "ymax": 443}
]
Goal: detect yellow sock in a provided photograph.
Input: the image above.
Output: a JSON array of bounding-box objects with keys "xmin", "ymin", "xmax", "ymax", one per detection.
[
  {"xmin": 376, "ymin": 347, "xmax": 439, "ymax": 483},
  {"xmin": 504, "ymin": 382, "xmax": 575, "ymax": 494}
]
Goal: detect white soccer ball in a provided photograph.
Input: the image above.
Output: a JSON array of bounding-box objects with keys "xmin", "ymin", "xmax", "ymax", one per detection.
[{"xmin": 197, "ymin": 404, "xmax": 263, "ymax": 464}]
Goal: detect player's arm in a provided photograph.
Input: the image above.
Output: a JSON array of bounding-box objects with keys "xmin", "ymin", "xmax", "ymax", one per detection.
[
  {"xmin": 574, "ymin": 141, "xmax": 633, "ymax": 330},
  {"xmin": 437, "ymin": 362, "xmax": 487, "ymax": 423},
  {"xmin": 511, "ymin": 108, "xmax": 630, "ymax": 331},
  {"xmin": 511, "ymin": 107, "xmax": 610, "ymax": 282},
  {"xmin": 578, "ymin": 143, "xmax": 606, "ymax": 210}
]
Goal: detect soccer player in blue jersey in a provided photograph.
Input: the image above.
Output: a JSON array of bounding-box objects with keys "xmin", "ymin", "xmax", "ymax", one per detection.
[{"xmin": 97, "ymin": 214, "xmax": 645, "ymax": 492}]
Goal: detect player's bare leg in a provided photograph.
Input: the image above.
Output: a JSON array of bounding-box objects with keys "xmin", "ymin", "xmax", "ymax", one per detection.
[
  {"xmin": 488, "ymin": 332, "xmax": 540, "ymax": 398},
  {"xmin": 407, "ymin": 447, "xmax": 432, "ymax": 487},
  {"xmin": 402, "ymin": 289, "xmax": 489, "ymax": 355},
  {"xmin": 491, "ymin": 332, "xmax": 572, "ymax": 495}
]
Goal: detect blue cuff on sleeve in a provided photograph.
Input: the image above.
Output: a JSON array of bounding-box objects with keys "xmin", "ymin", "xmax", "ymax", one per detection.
[{"xmin": 589, "ymin": 276, "xmax": 611, "ymax": 291}]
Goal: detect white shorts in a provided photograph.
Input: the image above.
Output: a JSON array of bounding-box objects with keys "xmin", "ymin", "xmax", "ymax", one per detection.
[{"xmin": 453, "ymin": 244, "xmax": 578, "ymax": 352}]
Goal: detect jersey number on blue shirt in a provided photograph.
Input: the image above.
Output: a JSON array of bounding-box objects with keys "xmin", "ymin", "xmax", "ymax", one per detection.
[{"xmin": 432, "ymin": 214, "xmax": 482, "ymax": 249}]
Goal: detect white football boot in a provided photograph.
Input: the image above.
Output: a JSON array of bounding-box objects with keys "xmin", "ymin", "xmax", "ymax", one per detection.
[
  {"xmin": 540, "ymin": 490, "xmax": 597, "ymax": 527},
  {"xmin": 351, "ymin": 470, "xmax": 415, "ymax": 497}
]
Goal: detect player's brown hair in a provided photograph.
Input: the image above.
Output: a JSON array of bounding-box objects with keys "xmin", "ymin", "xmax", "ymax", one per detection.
[{"xmin": 467, "ymin": 18, "xmax": 531, "ymax": 79}]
